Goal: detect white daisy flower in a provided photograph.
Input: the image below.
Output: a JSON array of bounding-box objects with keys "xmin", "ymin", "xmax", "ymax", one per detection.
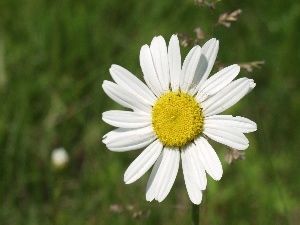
[{"xmin": 102, "ymin": 35, "xmax": 257, "ymax": 205}]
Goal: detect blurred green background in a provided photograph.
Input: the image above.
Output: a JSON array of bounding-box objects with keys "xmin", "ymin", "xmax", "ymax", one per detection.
[{"xmin": 0, "ymin": 0, "xmax": 299, "ymax": 224}]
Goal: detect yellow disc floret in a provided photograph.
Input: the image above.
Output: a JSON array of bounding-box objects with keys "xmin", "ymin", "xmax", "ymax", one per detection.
[{"xmin": 152, "ymin": 92, "xmax": 204, "ymax": 147}]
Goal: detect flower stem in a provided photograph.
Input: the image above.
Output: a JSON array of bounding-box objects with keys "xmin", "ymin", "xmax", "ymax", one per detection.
[{"xmin": 192, "ymin": 203, "xmax": 200, "ymax": 225}]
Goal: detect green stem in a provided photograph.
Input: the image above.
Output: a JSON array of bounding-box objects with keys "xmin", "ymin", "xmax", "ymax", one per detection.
[{"xmin": 192, "ymin": 203, "xmax": 200, "ymax": 225}]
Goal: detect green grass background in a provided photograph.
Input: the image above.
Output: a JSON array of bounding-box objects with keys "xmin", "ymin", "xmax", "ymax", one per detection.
[{"xmin": 0, "ymin": 0, "xmax": 299, "ymax": 224}]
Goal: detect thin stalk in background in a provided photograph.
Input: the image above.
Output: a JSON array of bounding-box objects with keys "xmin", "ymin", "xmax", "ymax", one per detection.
[{"xmin": 192, "ymin": 203, "xmax": 200, "ymax": 225}]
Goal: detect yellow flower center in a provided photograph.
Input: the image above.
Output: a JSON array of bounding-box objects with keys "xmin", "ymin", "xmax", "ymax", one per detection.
[{"xmin": 152, "ymin": 92, "xmax": 204, "ymax": 147}]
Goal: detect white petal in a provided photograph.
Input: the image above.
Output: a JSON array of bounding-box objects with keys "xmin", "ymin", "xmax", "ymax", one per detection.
[
  {"xmin": 103, "ymin": 81, "xmax": 151, "ymax": 114},
  {"xmin": 205, "ymin": 115, "xmax": 257, "ymax": 133},
  {"xmin": 180, "ymin": 46, "xmax": 202, "ymax": 93},
  {"xmin": 189, "ymin": 38, "xmax": 219, "ymax": 95},
  {"xmin": 150, "ymin": 36, "xmax": 170, "ymax": 92},
  {"xmin": 102, "ymin": 110, "xmax": 151, "ymax": 128},
  {"xmin": 146, "ymin": 147, "xmax": 180, "ymax": 202},
  {"xmin": 102, "ymin": 126, "xmax": 156, "ymax": 152},
  {"xmin": 109, "ymin": 65, "xmax": 157, "ymax": 106},
  {"xmin": 246, "ymin": 81, "xmax": 256, "ymax": 94},
  {"xmin": 202, "ymin": 78, "xmax": 256, "ymax": 116},
  {"xmin": 145, "ymin": 149, "xmax": 162, "ymax": 201},
  {"xmin": 194, "ymin": 136, "xmax": 223, "ymax": 180},
  {"xmin": 181, "ymin": 144, "xmax": 207, "ymax": 190},
  {"xmin": 140, "ymin": 45, "xmax": 164, "ymax": 97},
  {"xmin": 124, "ymin": 140, "xmax": 163, "ymax": 184},
  {"xmin": 155, "ymin": 147, "xmax": 180, "ymax": 202},
  {"xmin": 196, "ymin": 64, "xmax": 240, "ymax": 102},
  {"xmin": 181, "ymin": 149, "xmax": 203, "ymax": 204},
  {"xmin": 168, "ymin": 35, "xmax": 181, "ymax": 92},
  {"xmin": 203, "ymin": 122, "xmax": 249, "ymax": 150}
]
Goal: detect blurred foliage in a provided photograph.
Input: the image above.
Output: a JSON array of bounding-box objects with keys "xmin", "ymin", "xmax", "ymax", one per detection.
[{"xmin": 0, "ymin": 0, "xmax": 299, "ymax": 224}]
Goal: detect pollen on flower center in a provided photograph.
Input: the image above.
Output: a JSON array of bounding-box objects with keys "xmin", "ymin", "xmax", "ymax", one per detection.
[{"xmin": 152, "ymin": 92, "xmax": 204, "ymax": 147}]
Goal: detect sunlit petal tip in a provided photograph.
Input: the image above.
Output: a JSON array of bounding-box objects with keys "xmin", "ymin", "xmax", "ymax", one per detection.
[
  {"xmin": 102, "ymin": 136, "xmax": 108, "ymax": 144},
  {"xmin": 108, "ymin": 65, "xmax": 120, "ymax": 77},
  {"xmin": 233, "ymin": 63, "xmax": 240, "ymax": 69},
  {"xmin": 205, "ymin": 38, "xmax": 219, "ymax": 52},
  {"xmin": 205, "ymin": 38, "xmax": 219, "ymax": 56},
  {"xmin": 214, "ymin": 172, "xmax": 223, "ymax": 181},
  {"xmin": 146, "ymin": 194, "xmax": 154, "ymax": 202},
  {"xmin": 169, "ymin": 35, "xmax": 180, "ymax": 50},
  {"xmin": 206, "ymin": 37, "xmax": 218, "ymax": 45},
  {"xmin": 155, "ymin": 35, "xmax": 165, "ymax": 41},
  {"xmin": 249, "ymin": 79, "xmax": 256, "ymax": 88},
  {"xmin": 226, "ymin": 64, "xmax": 240, "ymax": 73},
  {"xmin": 192, "ymin": 192, "xmax": 203, "ymax": 205},
  {"xmin": 102, "ymin": 80, "xmax": 109, "ymax": 88},
  {"xmin": 109, "ymin": 64, "xmax": 118, "ymax": 70},
  {"xmin": 171, "ymin": 34, "xmax": 178, "ymax": 39},
  {"xmin": 246, "ymin": 79, "xmax": 256, "ymax": 95},
  {"xmin": 253, "ymin": 122, "xmax": 258, "ymax": 131}
]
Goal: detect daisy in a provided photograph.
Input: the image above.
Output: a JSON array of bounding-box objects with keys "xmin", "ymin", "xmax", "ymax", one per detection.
[{"xmin": 102, "ymin": 35, "xmax": 257, "ymax": 205}]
